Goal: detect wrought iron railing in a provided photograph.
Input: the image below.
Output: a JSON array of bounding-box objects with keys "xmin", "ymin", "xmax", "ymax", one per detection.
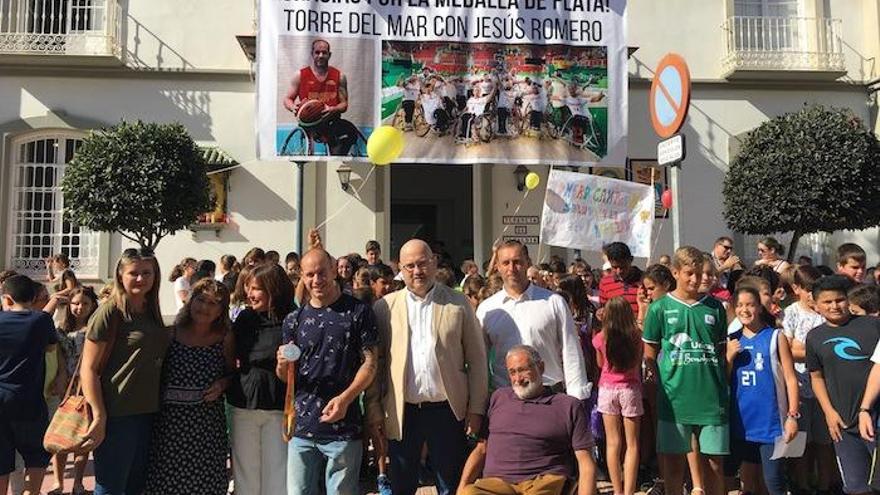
[
  {"xmin": 723, "ymin": 16, "xmax": 845, "ymax": 73},
  {"xmin": 0, "ymin": 0, "xmax": 121, "ymax": 57}
]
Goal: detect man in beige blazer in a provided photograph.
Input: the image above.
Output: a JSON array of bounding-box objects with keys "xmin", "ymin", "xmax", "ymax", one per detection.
[{"xmin": 365, "ymin": 239, "xmax": 488, "ymax": 495}]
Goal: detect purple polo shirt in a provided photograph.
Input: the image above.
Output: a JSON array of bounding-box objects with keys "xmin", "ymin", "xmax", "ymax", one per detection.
[{"xmin": 481, "ymin": 387, "xmax": 593, "ymax": 483}]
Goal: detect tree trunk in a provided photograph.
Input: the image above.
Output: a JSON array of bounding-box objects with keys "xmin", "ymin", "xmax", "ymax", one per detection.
[{"xmin": 787, "ymin": 230, "xmax": 803, "ymax": 263}]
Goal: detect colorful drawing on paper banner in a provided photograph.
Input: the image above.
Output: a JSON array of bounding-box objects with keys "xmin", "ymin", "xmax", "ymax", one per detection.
[{"xmin": 540, "ymin": 169, "xmax": 654, "ymax": 257}]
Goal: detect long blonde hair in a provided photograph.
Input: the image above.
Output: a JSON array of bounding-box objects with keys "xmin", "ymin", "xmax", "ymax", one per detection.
[{"xmin": 111, "ymin": 248, "xmax": 162, "ymax": 322}]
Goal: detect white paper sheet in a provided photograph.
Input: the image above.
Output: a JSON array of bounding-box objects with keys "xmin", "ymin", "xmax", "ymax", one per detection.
[{"xmin": 769, "ymin": 431, "xmax": 807, "ymax": 460}]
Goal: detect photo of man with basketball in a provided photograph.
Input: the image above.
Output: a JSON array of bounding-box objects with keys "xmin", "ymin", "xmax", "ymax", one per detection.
[{"xmin": 283, "ymin": 39, "xmax": 360, "ymax": 156}]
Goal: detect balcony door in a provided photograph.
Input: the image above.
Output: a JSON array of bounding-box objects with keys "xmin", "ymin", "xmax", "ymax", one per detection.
[{"xmin": 733, "ymin": 0, "xmax": 802, "ymax": 52}]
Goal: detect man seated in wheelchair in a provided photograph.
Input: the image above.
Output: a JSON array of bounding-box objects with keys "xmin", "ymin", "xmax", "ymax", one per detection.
[
  {"xmin": 457, "ymin": 87, "xmax": 491, "ymax": 142},
  {"xmin": 398, "ymin": 74, "xmax": 421, "ymax": 131},
  {"xmin": 563, "ymin": 81, "xmax": 593, "ymax": 145},
  {"xmin": 435, "ymin": 75, "xmax": 459, "ymax": 118},
  {"xmin": 457, "ymin": 345, "xmax": 597, "ymax": 495},
  {"xmin": 496, "ymin": 82, "xmax": 517, "ymax": 135},
  {"xmin": 282, "ymin": 38, "xmax": 359, "ymax": 155},
  {"xmin": 420, "ymin": 82, "xmax": 451, "ymax": 133},
  {"xmin": 521, "ymin": 84, "xmax": 546, "ymax": 131}
]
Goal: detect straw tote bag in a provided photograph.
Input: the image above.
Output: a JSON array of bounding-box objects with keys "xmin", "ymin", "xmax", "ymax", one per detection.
[{"xmin": 44, "ymin": 312, "xmax": 118, "ymax": 454}]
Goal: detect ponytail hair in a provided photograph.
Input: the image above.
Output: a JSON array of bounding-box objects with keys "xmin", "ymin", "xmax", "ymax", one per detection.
[{"xmin": 169, "ymin": 257, "xmax": 196, "ymax": 282}]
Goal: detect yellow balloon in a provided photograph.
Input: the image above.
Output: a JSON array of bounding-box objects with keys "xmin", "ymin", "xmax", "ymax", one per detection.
[
  {"xmin": 525, "ymin": 172, "xmax": 540, "ymax": 190},
  {"xmin": 366, "ymin": 125, "xmax": 404, "ymax": 166}
]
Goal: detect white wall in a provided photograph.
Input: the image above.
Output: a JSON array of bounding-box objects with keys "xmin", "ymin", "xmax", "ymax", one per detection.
[{"xmin": 123, "ymin": 0, "xmax": 254, "ymax": 71}]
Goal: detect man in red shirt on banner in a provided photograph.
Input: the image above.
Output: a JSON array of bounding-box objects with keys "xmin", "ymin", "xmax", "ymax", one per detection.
[{"xmin": 283, "ymin": 39, "xmax": 358, "ymax": 155}]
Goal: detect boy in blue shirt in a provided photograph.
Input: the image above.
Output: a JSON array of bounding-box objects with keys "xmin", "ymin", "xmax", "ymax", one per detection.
[{"xmin": 0, "ymin": 275, "xmax": 57, "ymax": 495}]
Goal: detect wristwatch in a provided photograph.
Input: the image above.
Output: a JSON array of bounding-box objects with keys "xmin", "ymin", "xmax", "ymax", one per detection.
[
  {"xmin": 859, "ymin": 407, "xmax": 872, "ymax": 414},
  {"xmin": 785, "ymin": 411, "xmax": 801, "ymax": 420}
]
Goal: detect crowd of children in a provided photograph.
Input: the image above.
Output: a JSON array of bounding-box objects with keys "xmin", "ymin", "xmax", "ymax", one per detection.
[{"xmin": 1, "ymin": 238, "xmax": 880, "ymax": 495}]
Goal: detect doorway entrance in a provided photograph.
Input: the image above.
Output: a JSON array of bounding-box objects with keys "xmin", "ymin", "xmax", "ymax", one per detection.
[{"xmin": 390, "ymin": 164, "xmax": 474, "ymax": 268}]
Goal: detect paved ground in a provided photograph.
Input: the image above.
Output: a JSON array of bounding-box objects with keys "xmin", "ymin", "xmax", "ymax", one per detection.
[
  {"xmin": 32, "ymin": 456, "xmax": 618, "ymax": 494},
  {"xmin": 33, "ymin": 457, "xmax": 437, "ymax": 494}
]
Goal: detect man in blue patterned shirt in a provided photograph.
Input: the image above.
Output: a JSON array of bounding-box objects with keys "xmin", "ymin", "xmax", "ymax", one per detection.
[{"xmin": 276, "ymin": 248, "xmax": 379, "ymax": 495}]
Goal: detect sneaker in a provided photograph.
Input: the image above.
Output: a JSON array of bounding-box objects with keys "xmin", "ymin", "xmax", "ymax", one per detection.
[
  {"xmin": 377, "ymin": 474, "xmax": 392, "ymax": 495},
  {"xmin": 645, "ymin": 479, "xmax": 665, "ymax": 495}
]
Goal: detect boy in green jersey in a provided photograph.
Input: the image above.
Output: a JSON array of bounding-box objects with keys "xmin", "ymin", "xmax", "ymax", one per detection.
[{"xmin": 643, "ymin": 246, "xmax": 729, "ymax": 495}]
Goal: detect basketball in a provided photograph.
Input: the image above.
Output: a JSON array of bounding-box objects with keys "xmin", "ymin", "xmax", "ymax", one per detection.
[{"xmin": 297, "ymin": 100, "xmax": 325, "ymax": 124}]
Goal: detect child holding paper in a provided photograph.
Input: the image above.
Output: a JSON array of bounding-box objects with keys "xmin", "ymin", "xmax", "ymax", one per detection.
[{"xmin": 727, "ymin": 286, "xmax": 800, "ymax": 495}]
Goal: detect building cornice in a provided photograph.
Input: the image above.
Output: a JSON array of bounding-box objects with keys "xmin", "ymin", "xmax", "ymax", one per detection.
[{"xmin": 0, "ymin": 64, "xmax": 253, "ymax": 82}]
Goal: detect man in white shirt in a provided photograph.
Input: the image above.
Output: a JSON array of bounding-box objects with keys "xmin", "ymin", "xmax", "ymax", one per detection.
[
  {"xmin": 365, "ymin": 239, "xmax": 488, "ymax": 495},
  {"xmin": 398, "ymin": 75, "xmax": 421, "ymax": 130},
  {"xmin": 420, "ymin": 84, "xmax": 445, "ymax": 131},
  {"xmin": 477, "ymin": 239, "xmax": 591, "ymax": 400},
  {"xmin": 496, "ymin": 83, "xmax": 516, "ymax": 135},
  {"xmin": 522, "ymin": 84, "xmax": 545, "ymax": 130},
  {"xmin": 457, "ymin": 87, "xmax": 490, "ymax": 141}
]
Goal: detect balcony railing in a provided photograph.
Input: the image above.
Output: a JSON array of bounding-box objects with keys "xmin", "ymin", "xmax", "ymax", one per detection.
[
  {"xmin": 0, "ymin": 0, "xmax": 121, "ymax": 57},
  {"xmin": 723, "ymin": 16, "xmax": 845, "ymax": 76}
]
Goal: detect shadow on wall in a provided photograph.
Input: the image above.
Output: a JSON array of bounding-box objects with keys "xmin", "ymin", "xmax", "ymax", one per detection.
[
  {"xmin": 20, "ymin": 79, "xmax": 217, "ymax": 142},
  {"xmin": 114, "ymin": 4, "xmax": 214, "ymax": 139},
  {"xmin": 122, "ymin": 10, "xmax": 196, "ymax": 72},
  {"xmin": 228, "ymin": 167, "xmax": 297, "ymax": 222}
]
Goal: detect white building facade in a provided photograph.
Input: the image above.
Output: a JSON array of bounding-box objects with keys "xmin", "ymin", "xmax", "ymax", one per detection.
[{"xmin": 1, "ymin": 0, "xmax": 878, "ymax": 316}]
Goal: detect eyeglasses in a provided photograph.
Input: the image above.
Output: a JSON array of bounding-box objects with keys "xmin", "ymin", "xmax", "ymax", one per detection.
[
  {"xmin": 401, "ymin": 260, "xmax": 432, "ymax": 272},
  {"xmin": 720, "ymin": 245, "xmax": 733, "ymax": 250}
]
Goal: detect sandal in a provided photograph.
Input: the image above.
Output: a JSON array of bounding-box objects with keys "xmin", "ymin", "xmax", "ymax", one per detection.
[
  {"xmin": 46, "ymin": 489, "xmax": 64, "ymax": 495},
  {"xmin": 72, "ymin": 487, "xmax": 92, "ymax": 495}
]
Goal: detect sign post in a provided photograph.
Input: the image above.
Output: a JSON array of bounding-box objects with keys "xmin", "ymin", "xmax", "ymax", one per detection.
[{"xmin": 649, "ymin": 53, "xmax": 691, "ymax": 250}]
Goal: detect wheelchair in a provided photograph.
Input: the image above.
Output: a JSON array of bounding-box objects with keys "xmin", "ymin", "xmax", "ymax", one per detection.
[{"xmin": 279, "ymin": 116, "xmax": 368, "ymax": 157}]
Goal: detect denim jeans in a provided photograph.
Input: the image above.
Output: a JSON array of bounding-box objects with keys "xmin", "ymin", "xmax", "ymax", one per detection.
[
  {"xmin": 731, "ymin": 439, "xmax": 785, "ymax": 495},
  {"xmin": 94, "ymin": 414, "xmax": 154, "ymax": 495},
  {"xmin": 287, "ymin": 437, "xmax": 362, "ymax": 495}
]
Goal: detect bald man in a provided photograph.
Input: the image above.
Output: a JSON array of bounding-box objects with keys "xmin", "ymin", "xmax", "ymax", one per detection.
[
  {"xmin": 364, "ymin": 240, "xmax": 488, "ymax": 495},
  {"xmin": 276, "ymin": 248, "xmax": 379, "ymax": 495}
]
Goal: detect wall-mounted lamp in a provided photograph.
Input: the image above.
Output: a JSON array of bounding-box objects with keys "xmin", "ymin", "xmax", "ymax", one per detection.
[
  {"xmin": 514, "ymin": 165, "xmax": 529, "ymax": 192},
  {"xmin": 336, "ymin": 164, "xmax": 352, "ymax": 191}
]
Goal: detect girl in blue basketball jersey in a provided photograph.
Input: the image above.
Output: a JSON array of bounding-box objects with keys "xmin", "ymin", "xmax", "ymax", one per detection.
[{"xmin": 727, "ymin": 287, "xmax": 800, "ymax": 495}]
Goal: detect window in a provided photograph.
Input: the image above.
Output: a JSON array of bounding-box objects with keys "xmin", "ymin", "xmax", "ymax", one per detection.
[
  {"xmin": 735, "ymin": 0, "xmax": 799, "ymax": 17},
  {"xmin": 8, "ymin": 134, "xmax": 100, "ymax": 278},
  {"xmin": 3, "ymin": 0, "xmax": 98, "ymax": 34},
  {"xmin": 733, "ymin": 0, "xmax": 802, "ymax": 51}
]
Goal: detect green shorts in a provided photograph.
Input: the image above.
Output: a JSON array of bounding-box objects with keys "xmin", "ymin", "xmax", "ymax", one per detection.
[{"xmin": 656, "ymin": 420, "xmax": 729, "ymax": 455}]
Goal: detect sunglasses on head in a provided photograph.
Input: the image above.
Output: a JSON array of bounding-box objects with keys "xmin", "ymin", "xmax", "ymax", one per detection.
[{"xmin": 121, "ymin": 247, "xmax": 155, "ymax": 259}]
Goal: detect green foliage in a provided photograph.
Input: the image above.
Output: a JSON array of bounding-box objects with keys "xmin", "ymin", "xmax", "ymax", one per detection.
[
  {"xmin": 722, "ymin": 105, "xmax": 880, "ymax": 252},
  {"xmin": 61, "ymin": 121, "xmax": 212, "ymax": 250}
]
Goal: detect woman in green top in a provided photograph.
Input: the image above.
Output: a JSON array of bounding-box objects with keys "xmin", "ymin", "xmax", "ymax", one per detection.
[{"xmin": 81, "ymin": 248, "xmax": 170, "ymax": 495}]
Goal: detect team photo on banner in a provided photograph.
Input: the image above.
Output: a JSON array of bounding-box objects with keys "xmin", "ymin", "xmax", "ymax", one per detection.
[{"xmin": 256, "ymin": 0, "xmax": 628, "ymax": 166}]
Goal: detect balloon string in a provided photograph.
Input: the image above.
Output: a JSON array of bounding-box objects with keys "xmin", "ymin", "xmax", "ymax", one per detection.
[
  {"xmin": 314, "ymin": 165, "xmax": 377, "ymax": 232},
  {"xmin": 498, "ymin": 188, "xmax": 531, "ymax": 240}
]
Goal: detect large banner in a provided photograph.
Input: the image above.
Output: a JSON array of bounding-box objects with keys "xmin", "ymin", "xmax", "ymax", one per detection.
[
  {"xmin": 257, "ymin": 0, "xmax": 627, "ymax": 166},
  {"xmin": 540, "ymin": 169, "xmax": 654, "ymax": 257}
]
